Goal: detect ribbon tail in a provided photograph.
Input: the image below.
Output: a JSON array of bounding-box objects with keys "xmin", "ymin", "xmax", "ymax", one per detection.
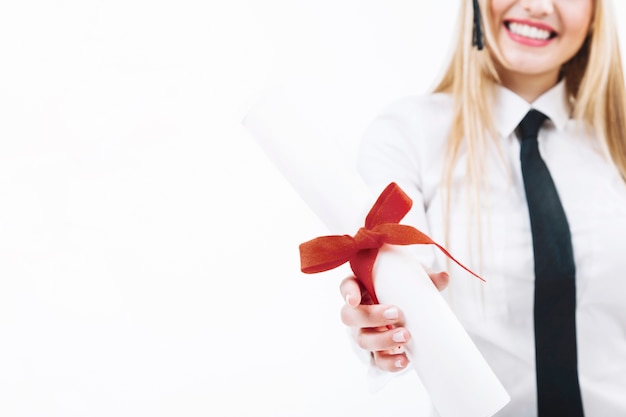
[
  {"xmin": 376, "ymin": 223, "xmax": 486, "ymax": 282},
  {"xmin": 432, "ymin": 243, "xmax": 486, "ymax": 282},
  {"xmin": 350, "ymin": 249, "xmax": 380, "ymax": 305}
]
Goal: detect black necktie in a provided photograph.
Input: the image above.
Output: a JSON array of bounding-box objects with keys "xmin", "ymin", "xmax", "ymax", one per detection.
[{"xmin": 519, "ymin": 110, "xmax": 584, "ymax": 416}]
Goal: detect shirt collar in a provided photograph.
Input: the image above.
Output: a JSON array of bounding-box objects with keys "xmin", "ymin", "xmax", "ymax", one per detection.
[{"xmin": 494, "ymin": 80, "xmax": 570, "ymax": 138}]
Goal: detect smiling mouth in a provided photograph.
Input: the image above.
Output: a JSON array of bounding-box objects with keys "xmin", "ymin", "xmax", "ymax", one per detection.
[{"xmin": 505, "ymin": 21, "xmax": 557, "ymax": 41}]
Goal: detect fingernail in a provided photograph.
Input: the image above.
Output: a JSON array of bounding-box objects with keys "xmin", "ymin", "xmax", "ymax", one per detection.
[
  {"xmin": 394, "ymin": 359, "xmax": 404, "ymax": 368},
  {"xmin": 345, "ymin": 294, "xmax": 357, "ymax": 307},
  {"xmin": 392, "ymin": 331, "xmax": 406, "ymax": 343},
  {"xmin": 383, "ymin": 307, "xmax": 398, "ymax": 320}
]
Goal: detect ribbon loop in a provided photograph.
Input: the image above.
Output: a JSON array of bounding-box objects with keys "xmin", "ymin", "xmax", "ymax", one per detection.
[{"xmin": 299, "ymin": 182, "xmax": 484, "ymax": 304}]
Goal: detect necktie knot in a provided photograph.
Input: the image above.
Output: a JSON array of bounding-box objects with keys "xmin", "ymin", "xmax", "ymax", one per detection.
[{"xmin": 518, "ymin": 109, "xmax": 548, "ymax": 141}]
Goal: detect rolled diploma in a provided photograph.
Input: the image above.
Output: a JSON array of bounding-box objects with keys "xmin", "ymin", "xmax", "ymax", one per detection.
[{"xmin": 242, "ymin": 93, "xmax": 510, "ymax": 417}]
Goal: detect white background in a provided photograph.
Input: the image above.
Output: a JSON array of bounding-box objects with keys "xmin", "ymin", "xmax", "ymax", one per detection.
[{"xmin": 0, "ymin": 1, "xmax": 624, "ymax": 416}]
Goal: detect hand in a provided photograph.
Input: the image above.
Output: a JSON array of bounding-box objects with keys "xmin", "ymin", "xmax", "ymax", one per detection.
[{"xmin": 339, "ymin": 268, "xmax": 449, "ymax": 372}]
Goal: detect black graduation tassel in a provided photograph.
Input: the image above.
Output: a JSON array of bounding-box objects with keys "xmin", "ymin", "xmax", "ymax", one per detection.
[{"xmin": 472, "ymin": 0, "xmax": 484, "ymax": 50}]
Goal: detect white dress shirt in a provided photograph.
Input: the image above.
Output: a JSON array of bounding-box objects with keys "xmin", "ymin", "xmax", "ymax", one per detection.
[{"xmin": 357, "ymin": 81, "xmax": 626, "ymax": 416}]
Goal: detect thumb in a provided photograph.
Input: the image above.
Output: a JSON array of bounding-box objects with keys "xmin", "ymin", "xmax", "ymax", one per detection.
[{"xmin": 423, "ymin": 266, "xmax": 449, "ymax": 292}]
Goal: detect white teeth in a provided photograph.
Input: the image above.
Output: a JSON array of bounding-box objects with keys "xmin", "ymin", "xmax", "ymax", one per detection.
[{"xmin": 508, "ymin": 22, "xmax": 551, "ymax": 41}]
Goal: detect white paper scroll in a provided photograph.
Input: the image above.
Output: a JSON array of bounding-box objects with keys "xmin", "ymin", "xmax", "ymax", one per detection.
[{"xmin": 242, "ymin": 91, "xmax": 510, "ymax": 417}]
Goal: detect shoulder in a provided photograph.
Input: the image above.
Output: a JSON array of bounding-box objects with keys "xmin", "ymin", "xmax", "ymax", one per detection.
[
  {"xmin": 361, "ymin": 92, "xmax": 453, "ymax": 148},
  {"xmin": 357, "ymin": 93, "xmax": 453, "ymax": 186},
  {"xmin": 371, "ymin": 93, "xmax": 453, "ymax": 125}
]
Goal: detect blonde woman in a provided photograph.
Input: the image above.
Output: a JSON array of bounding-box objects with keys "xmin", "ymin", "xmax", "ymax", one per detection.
[{"xmin": 340, "ymin": 0, "xmax": 626, "ymax": 415}]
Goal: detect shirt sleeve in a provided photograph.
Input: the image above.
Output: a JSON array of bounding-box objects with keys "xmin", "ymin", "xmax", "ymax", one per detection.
[
  {"xmin": 357, "ymin": 97, "xmax": 436, "ymax": 266},
  {"xmin": 352, "ymin": 97, "xmax": 440, "ymax": 394}
]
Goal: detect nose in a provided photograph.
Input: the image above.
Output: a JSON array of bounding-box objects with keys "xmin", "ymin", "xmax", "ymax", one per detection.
[{"xmin": 521, "ymin": 0, "xmax": 554, "ymax": 16}]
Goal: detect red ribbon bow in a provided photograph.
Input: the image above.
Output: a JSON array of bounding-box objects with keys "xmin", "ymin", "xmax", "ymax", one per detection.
[{"xmin": 299, "ymin": 182, "xmax": 484, "ymax": 304}]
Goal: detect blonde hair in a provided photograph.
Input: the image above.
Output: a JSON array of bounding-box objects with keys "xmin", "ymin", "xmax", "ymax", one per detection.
[
  {"xmin": 572, "ymin": 0, "xmax": 626, "ymax": 179},
  {"xmin": 432, "ymin": 0, "xmax": 626, "ymax": 264}
]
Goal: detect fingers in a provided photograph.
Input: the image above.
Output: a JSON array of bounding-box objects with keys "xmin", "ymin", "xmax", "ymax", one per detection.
[
  {"xmin": 340, "ymin": 267, "xmax": 449, "ymax": 375},
  {"xmin": 340, "ymin": 303, "xmax": 404, "ymax": 329},
  {"xmin": 356, "ymin": 326, "xmax": 411, "ymax": 352},
  {"xmin": 373, "ymin": 350, "xmax": 409, "ymax": 372},
  {"xmin": 340, "ymin": 275, "xmax": 421, "ymax": 373},
  {"xmin": 339, "ymin": 276, "xmax": 362, "ymax": 307}
]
